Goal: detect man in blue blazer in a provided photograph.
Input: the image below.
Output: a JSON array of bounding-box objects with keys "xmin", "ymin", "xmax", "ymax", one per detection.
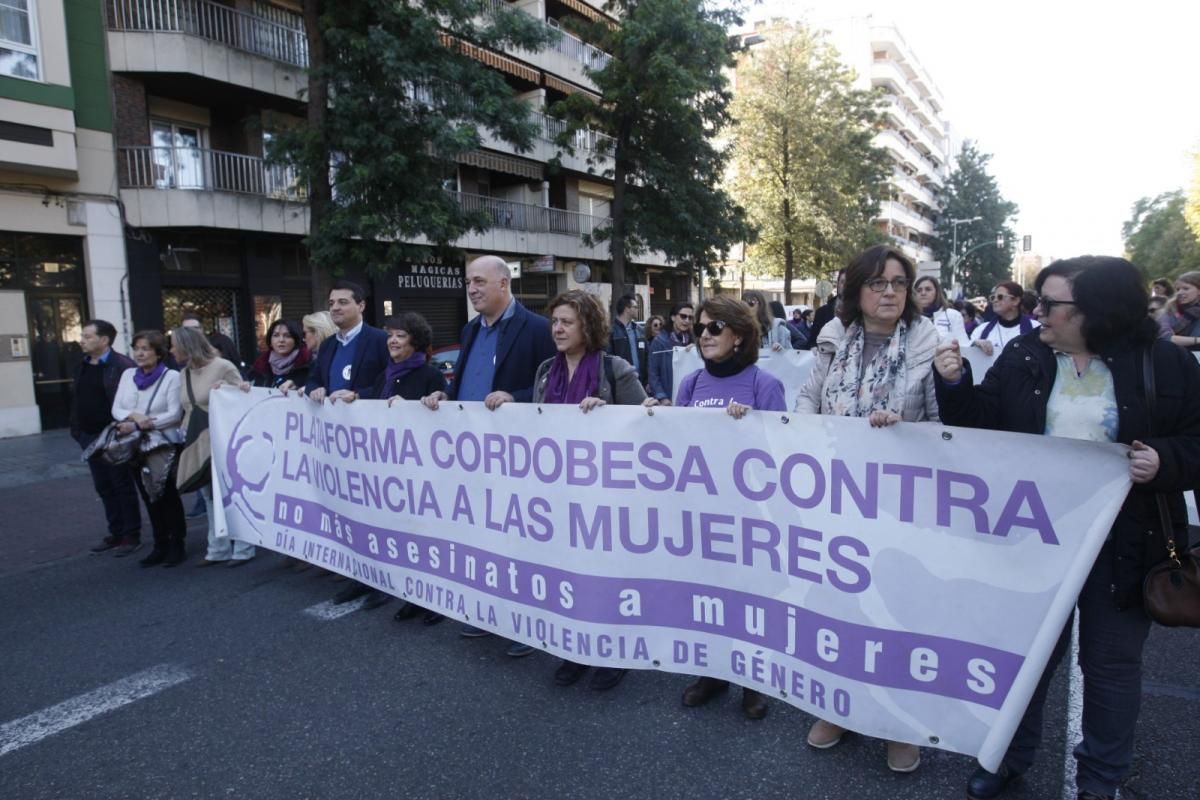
[
  {"xmin": 421, "ymin": 254, "xmax": 555, "ymax": 654},
  {"xmin": 304, "ymin": 279, "xmax": 390, "ymax": 403},
  {"xmin": 423, "ymin": 255, "xmax": 555, "ymax": 409}
]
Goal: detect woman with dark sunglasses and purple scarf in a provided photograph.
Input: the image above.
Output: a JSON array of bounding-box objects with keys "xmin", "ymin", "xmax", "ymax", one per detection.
[{"xmin": 647, "ymin": 294, "xmax": 784, "ymax": 719}]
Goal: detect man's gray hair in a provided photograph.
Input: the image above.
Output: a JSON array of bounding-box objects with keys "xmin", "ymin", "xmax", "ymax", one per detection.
[{"xmin": 471, "ymin": 255, "xmax": 511, "ymax": 280}]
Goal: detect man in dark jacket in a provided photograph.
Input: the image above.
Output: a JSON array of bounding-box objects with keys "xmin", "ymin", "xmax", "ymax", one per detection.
[
  {"xmin": 304, "ymin": 279, "xmax": 390, "ymax": 403},
  {"xmin": 422, "ymin": 254, "xmax": 555, "ymax": 655},
  {"xmin": 608, "ymin": 293, "xmax": 647, "ymax": 386},
  {"xmin": 72, "ymin": 319, "xmax": 142, "ymax": 555}
]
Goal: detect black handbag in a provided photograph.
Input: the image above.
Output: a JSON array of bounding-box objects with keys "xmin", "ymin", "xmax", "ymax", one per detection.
[
  {"xmin": 1139, "ymin": 348, "xmax": 1200, "ymax": 627},
  {"xmin": 89, "ymin": 372, "xmax": 167, "ymax": 466}
]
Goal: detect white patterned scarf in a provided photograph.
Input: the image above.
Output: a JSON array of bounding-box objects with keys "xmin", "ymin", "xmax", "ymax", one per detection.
[{"xmin": 820, "ymin": 319, "xmax": 910, "ymax": 417}]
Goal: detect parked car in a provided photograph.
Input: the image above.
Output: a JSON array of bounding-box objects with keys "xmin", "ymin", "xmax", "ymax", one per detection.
[{"xmin": 431, "ymin": 344, "xmax": 461, "ymax": 383}]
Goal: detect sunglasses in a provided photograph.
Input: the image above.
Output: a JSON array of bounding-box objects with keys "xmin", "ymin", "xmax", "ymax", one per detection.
[
  {"xmin": 1037, "ymin": 297, "xmax": 1077, "ymax": 312},
  {"xmin": 989, "ymin": 293, "xmax": 1016, "ymax": 302},
  {"xmin": 693, "ymin": 320, "xmax": 730, "ymax": 338},
  {"xmin": 676, "ymin": 312, "xmax": 694, "ymax": 320}
]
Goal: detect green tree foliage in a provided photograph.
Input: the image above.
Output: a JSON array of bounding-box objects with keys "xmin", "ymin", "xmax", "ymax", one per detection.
[
  {"xmin": 728, "ymin": 26, "xmax": 889, "ymax": 299},
  {"xmin": 553, "ymin": 0, "xmax": 752, "ymax": 312},
  {"xmin": 1185, "ymin": 150, "xmax": 1200, "ymax": 240},
  {"xmin": 931, "ymin": 142, "xmax": 1018, "ymax": 296},
  {"xmin": 1121, "ymin": 191, "xmax": 1200, "ymax": 280},
  {"xmin": 278, "ymin": 1, "xmax": 553, "ymax": 275}
]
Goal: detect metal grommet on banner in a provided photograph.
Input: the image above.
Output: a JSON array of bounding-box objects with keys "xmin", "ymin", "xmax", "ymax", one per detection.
[
  {"xmin": 646, "ymin": 408, "xmax": 654, "ymax": 417},
  {"xmin": 458, "ymin": 404, "xmax": 464, "ymax": 411},
  {"xmin": 652, "ymin": 659, "xmax": 661, "ymax": 667},
  {"xmin": 929, "ymin": 736, "xmax": 940, "ymax": 745},
  {"xmin": 781, "ymin": 415, "xmax": 789, "ymax": 424},
  {"xmin": 941, "ymin": 431, "xmax": 953, "ymax": 441},
  {"xmin": 537, "ymin": 407, "xmax": 543, "ymax": 414}
]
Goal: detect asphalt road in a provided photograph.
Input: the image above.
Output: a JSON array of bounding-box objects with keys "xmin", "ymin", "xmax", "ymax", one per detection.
[{"xmin": 0, "ymin": 433, "xmax": 1197, "ymax": 799}]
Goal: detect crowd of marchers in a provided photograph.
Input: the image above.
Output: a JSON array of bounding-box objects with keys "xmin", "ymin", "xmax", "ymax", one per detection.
[{"xmin": 69, "ymin": 250, "xmax": 1200, "ymax": 800}]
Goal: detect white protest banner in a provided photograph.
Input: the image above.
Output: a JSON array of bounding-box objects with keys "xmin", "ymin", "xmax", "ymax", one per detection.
[
  {"xmin": 672, "ymin": 348, "xmax": 815, "ymax": 409},
  {"xmin": 211, "ymin": 389, "xmax": 1131, "ymax": 770},
  {"xmin": 963, "ymin": 345, "xmax": 996, "ymax": 385}
]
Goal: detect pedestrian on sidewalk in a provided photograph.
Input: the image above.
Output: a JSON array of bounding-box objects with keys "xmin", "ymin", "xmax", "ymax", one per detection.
[
  {"xmin": 112, "ymin": 331, "xmax": 187, "ymax": 567},
  {"xmin": 71, "ymin": 320, "xmax": 141, "ymax": 556}
]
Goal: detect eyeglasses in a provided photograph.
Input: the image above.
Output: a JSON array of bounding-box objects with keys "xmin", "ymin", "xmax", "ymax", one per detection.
[
  {"xmin": 1037, "ymin": 297, "xmax": 1077, "ymax": 312},
  {"xmin": 865, "ymin": 277, "xmax": 909, "ymax": 293},
  {"xmin": 676, "ymin": 312, "xmax": 693, "ymax": 320},
  {"xmin": 989, "ymin": 293, "xmax": 1016, "ymax": 302},
  {"xmin": 693, "ymin": 320, "xmax": 730, "ymax": 338},
  {"xmin": 745, "ymin": 299, "xmax": 759, "ymax": 306}
]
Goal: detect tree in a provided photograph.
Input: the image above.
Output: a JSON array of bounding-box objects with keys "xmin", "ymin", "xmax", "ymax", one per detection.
[
  {"xmin": 727, "ymin": 26, "xmax": 889, "ymax": 300},
  {"xmin": 1186, "ymin": 149, "xmax": 1200, "ymax": 241},
  {"xmin": 931, "ymin": 142, "xmax": 1018, "ymax": 296},
  {"xmin": 1121, "ymin": 191, "xmax": 1200, "ymax": 280},
  {"xmin": 280, "ymin": 0, "xmax": 553, "ymax": 290},
  {"xmin": 553, "ymin": 0, "xmax": 752, "ymax": 312}
]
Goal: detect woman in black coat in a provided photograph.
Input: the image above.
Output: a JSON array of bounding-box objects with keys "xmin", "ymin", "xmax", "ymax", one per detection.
[
  {"xmin": 346, "ymin": 312, "xmax": 447, "ymax": 621},
  {"xmin": 246, "ymin": 319, "xmax": 312, "ymax": 389},
  {"xmin": 931, "ymin": 256, "xmax": 1200, "ymax": 800}
]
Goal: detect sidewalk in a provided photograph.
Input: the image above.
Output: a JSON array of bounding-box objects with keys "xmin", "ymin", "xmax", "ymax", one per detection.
[{"xmin": 0, "ymin": 430, "xmax": 88, "ymax": 489}]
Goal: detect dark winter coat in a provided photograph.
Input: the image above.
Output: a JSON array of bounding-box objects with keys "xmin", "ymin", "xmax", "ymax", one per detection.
[
  {"xmin": 934, "ymin": 330, "xmax": 1200, "ymax": 609},
  {"xmin": 362, "ymin": 363, "xmax": 447, "ymax": 402},
  {"xmin": 70, "ymin": 350, "xmax": 136, "ymax": 443}
]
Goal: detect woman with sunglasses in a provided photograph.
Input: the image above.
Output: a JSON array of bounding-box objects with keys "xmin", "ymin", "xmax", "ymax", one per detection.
[
  {"xmin": 655, "ymin": 295, "xmax": 785, "ymax": 719},
  {"xmin": 794, "ymin": 244, "xmax": 939, "ymax": 773},
  {"xmin": 971, "ymin": 281, "xmax": 1039, "ymax": 358},
  {"xmin": 932, "ymin": 257, "xmax": 1200, "ymax": 800}
]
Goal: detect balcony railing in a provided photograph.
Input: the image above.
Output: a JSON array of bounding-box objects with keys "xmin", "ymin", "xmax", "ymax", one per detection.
[
  {"xmin": 547, "ymin": 24, "xmax": 611, "ymax": 72},
  {"xmin": 119, "ymin": 146, "xmax": 308, "ymax": 200},
  {"xmin": 531, "ymin": 110, "xmax": 614, "ymax": 156},
  {"xmin": 451, "ymin": 191, "xmax": 606, "ymax": 237},
  {"xmin": 107, "ymin": 0, "xmax": 308, "ymax": 67}
]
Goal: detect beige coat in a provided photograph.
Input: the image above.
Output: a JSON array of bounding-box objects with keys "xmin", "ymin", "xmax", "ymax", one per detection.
[
  {"xmin": 177, "ymin": 358, "xmax": 242, "ymax": 488},
  {"xmin": 794, "ymin": 315, "xmax": 940, "ymax": 422}
]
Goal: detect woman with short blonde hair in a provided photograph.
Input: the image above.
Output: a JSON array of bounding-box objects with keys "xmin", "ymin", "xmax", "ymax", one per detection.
[{"xmin": 302, "ymin": 311, "xmax": 337, "ymax": 355}]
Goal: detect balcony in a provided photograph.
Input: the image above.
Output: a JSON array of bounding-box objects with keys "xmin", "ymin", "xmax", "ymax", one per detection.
[
  {"xmin": 106, "ymin": 0, "xmax": 307, "ymax": 100},
  {"xmin": 452, "ymin": 191, "xmax": 605, "ymax": 237},
  {"xmin": 117, "ymin": 145, "xmax": 309, "ymax": 233},
  {"xmin": 879, "ymin": 200, "xmax": 934, "ymax": 236}
]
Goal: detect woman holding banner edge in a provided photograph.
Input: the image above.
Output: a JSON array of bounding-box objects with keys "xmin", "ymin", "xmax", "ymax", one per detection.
[
  {"xmin": 794, "ymin": 244, "xmax": 940, "ymax": 773},
  {"xmin": 533, "ymin": 290, "xmax": 647, "ymax": 691},
  {"xmin": 933, "ymin": 256, "xmax": 1200, "ymax": 800},
  {"xmin": 655, "ymin": 294, "xmax": 786, "ymax": 720}
]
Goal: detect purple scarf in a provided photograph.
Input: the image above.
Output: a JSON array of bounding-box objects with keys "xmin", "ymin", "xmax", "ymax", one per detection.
[
  {"xmin": 543, "ymin": 351, "xmax": 601, "ymax": 405},
  {"xmin": 384, "ymin": 352, "xmax": 427, "ymax": 385},
  {"xmin": 669, "ymin": 331, "xmax": 692, "ymax": 347},
  {"xmin": 133, "ymin": 362, "xmax": 167, "ymax": 391},
  {"xmin": 268, "ymin": 348, "xmax": 301, "ymax": 376}
]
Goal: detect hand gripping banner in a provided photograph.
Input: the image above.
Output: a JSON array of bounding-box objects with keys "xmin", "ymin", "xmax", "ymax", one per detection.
[{"xmin": 210, "ymin": 389, "xmax": 1131, "ymax": 770}]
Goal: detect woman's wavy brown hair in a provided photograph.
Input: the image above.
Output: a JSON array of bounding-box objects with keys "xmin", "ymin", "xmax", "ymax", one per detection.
[{"xmin": 547, "ymin": 290, "xmax": 610, "ymax": 353}]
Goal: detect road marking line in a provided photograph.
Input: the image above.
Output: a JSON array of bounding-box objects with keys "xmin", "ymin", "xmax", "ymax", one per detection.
[
  {"xmin": 0, "ymin": 664, "xmax": 194, "ymax": 757},
  {"xmin": 1062, "ymin": 616, "xmax": 1083, "ymax": 800},
  {"xmin": 302, "ymin": 598, "xmax": 366, "ymax": 620}
]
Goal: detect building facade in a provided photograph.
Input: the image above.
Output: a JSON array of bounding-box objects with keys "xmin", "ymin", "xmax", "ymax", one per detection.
[
  {"xmin": 105, "ymin": 0, "xmax": 686, "ymax": 368},
  {"xmin": 0, "ymin": 0, "xmax": 127, "ymax": 435},
  {"xmin": 823, "ymin": 18, "xmax": 953, "ymax": 268}
]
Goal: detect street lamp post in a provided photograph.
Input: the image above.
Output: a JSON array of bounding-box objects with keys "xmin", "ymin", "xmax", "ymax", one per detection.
[{"xmin": 948, "ymin": 215, "xmax": 982, "ymax": 293}]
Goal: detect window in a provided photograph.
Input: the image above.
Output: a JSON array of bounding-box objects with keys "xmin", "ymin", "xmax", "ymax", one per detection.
[
  {"xmin": 151, "ymin": 120, "xmax": 207, "ymax": 190},
  {"xmin": 0, "ymin": 0, "xmax": 39, "ymax": 80}
]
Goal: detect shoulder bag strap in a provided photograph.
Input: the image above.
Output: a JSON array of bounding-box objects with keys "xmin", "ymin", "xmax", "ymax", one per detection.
[
  {"xmin": 144, "ymin": 372, "xmax": 165, "ymax": 414},
  {"xmin": 1143, "ymin": 347, "xmax": 1179, "ymax": 561},
  {"xmin": 185, "ymin": 368, "xmax": 201, "ymax": 409}
]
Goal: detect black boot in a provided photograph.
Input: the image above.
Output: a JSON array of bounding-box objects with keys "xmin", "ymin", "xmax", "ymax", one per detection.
[
  {"xmin": 681, "ymin": 677, "xmax": 729, "ymax": 707},
  {"xmin": 139, "ymin": 547, "xmax": 167, "ymax": 567},
  {"xmin": 162, "ymin": 538, "xmax": 187, "ymax": 567}
]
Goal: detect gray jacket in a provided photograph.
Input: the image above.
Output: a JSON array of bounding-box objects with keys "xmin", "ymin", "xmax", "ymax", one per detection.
[{"xmin": 532, "ymin": 354, "xmax": 647, "ymax": 406}]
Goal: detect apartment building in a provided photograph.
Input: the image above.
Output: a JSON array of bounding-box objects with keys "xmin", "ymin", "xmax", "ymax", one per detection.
[
  {"xmin": 0, "ymin": 0, "xmax": 126, "ymax": 435},
  {"xmin": 104, "ymin": 0, "xmax": 685, "ymax": 367},
  {"xmin": 823, "ymin": 18, "xmax": 953, "ymax": 267}
]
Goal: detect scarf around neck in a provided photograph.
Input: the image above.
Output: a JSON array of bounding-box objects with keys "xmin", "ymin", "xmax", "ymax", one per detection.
[
  {"xmin": 268, "ymin": 347, "xmax": 302, "ymax": 376},
  {"xmin": 384, "ymin": 351, "xmax": 427, "ymax": 385},
  {"xmin": 1169, "ymin": 302, "xmax": 1200, "ymax": 334},
  {"xmin": 820, "ymin": 319, "xmax": 909, "ymax": 417},
  {"xmin": 133, "ymin": 362, "xmax": 167, "ymax": 391},
  {"xmin": 669, "ymin": 330, "xmax": 692, "ymax": 347},
  {"xmin": 544, "ymin": 351, "xmax": 601, "ymax": 404}
]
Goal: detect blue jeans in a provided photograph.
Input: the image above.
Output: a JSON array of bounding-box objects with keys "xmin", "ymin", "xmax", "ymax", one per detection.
[
  {"xmin": 201, "ymin": 486, "xmax": 255, "ymax": 561},
  {"xmin": 1002, "ymin": 542, "xmax": 1152, "ymax": 797}
]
